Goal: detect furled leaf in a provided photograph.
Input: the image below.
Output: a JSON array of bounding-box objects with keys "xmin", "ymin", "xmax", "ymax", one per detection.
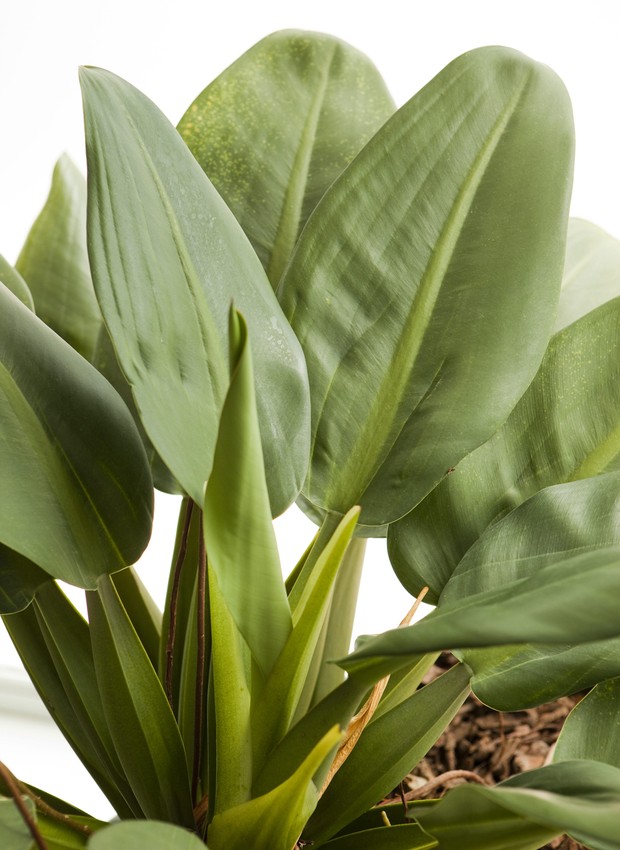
[
  {"xmin": 0, "ymin": 284, "xmax": 153, "ymax": 587},
  {"xmin": 178, "ymin": 29, "xmax": 395, "ymax": 288},
  {"xmin": 203, "ymin": 310, "xmax": 291, "ymax": 677},
  {"xmin": 556, "ymin": 218, "xmax": 620, "ymax": 332},
  {"xmin": 87, "ymin": 575, "xmax": 195, "ymax": 827},
  {"xmin": 88, "ymin": 820, "xmax": 207, "ymax": 850},
  {"xmin": 341, "ymin": 547, "xmax": 620, "ymax": 672},
  {"xmin": 390, "ymin": 296, "xmax": 620, "ymax": 602},
  {"xmin": 15, "ymin": 154, "xmax": 101, "ymax": 361},
  {"xmin": 554, "ymin": 676, "xmax": 620, "ymax": 768},
  {"xmin": 80, "ymin": 66, "xmax": 310, "ymax": 517},
  {"xmin": 206, "ymin": 726, "xmax": 340, "ymax": 850},
  {"xmin": 304, "ymin": 663, "xmax": 470, "ymax": 845},
  {"xmin": 0, "ymin": 545, "xmax": 49, "ymax": 614},
  {"xmin": 0, "ymin": 256, "xmax": 33, "ymax": 311},
  {"xmin": 279, "ymin": 45, "xmax": 573, "ymax": 529}
]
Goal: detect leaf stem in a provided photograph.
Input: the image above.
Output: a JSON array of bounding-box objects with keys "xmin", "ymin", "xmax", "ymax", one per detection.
[
  {"xmin": 192, "ymin": 512, "xmax": 207, "ymax": 801},
  {"xmin": 0, "ymin": 761, "xmax": 48, "ymax": 850},
  {"xmin": 165, "ymin": 499, "xmax": 195, "ymax": 706}
]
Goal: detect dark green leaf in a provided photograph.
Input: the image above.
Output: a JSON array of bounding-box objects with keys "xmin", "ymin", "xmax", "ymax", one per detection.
[
  {"xmin": 305, "ymin": 664, "xmax": 470, "ymax": 845},
  {"xmin": 0, "ymin": 544, "xmax": 49, "ymax": 614},
  {"xmin": 87, "ymin": 576, "xmax": 194, "ymax": 827},
  {"xmin": 320, "ymin": 823, "xmax": 437, "ymax": 849},
  {"xmin": 80, "ymin": 66, "xmax": 310, "ymax": 517},
  {"xmin": 0, "ymin": 284, "xmax": 153, "ymax": 587},
  {"xmin": 280, "ymin": 45, "xmax": 573, "ymax": 528},
  {"xmin": 178, "ymin": 29, "xmax": 394, "ymax": 288},
  {"xmin": 390, "ymin": 296, "xmax": 620, "ymax": 602},
  {"xmin": 15, "ymin": 154, "xmax": 101, "ymax": 361}
]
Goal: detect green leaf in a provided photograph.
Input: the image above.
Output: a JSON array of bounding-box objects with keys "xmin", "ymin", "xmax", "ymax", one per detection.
[
  {"xmin": 279, "ymin": 45, "xmax": 573, "ymax": 529},
  {"xmin": 86, "ymin": 576, "xmax": 194, "ymax": 827},
  {"xmin": 0, "ymin": 256, "xmax": 33, "ymax": 311},
  {"xmin": 206, "ymin": 726, "xmax": 340, "ymax": 850},
  {"xmin": 88, "ymin": 820, "xmax": 207, "ymax": 850},
  {"xmin": 390, "ymin": 295, "xmax": 620, "ymax": 603},
  {"xmin": 554, "ymin": 676, "xmax": 620, "ymax": 768},
  {"xmin": 15, "ymin": 154, "xmax": 102, "ymax": 361},
  {"xmin": 305, "ymin": 663, "xmax": 470, "ymax": 845},
  {"xmin": 0, "ymin": 284, "xmax": 153, "ymax": 587},
  {"xmin": 0, "ymin": 797, "xmax": 36, "ymax": 850},
  {"xmin": 203, "ymin": 310, "xmax": 291, "ymax": 677},
  {"xmin": 342, "ymin": 546, "xmax": 620, "ymax": 671},
  {"xmin": 434, "ymin": 474, "xmax": 620, "ymax": 707},
  {"xmin": 80, "ymin": 66, "xmax": 310, "ymax": 517},
  {"xmin": 320, "ymin": 823, "xmax": 437, "ymax": 849},
  {"xmin": 178, "ymin": 29, "xmax": 395, "ymax": 288},
  {"xmin": 0, "ymin": 545, "xmax": 49, "ymax": 614},
  {"xmin": 556, "ymin": 218, "xmax": 620, "ymax": 332}
]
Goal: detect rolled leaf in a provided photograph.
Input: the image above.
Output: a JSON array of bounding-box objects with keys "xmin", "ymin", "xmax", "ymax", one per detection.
[
  {"xmin": 15, "ymin": 154, "xmax": 102, "ymax": 361},
  {"xmin": 80, "ymin": 66, "xmax": 310, "ymax": 516},
  {"xmin": 178, "ymin": 29, "xmax": 395, "ymax": 288},
  {"xmin": 556, "ymin": 218, "xmax": 620, "ymax": 332},
  {"xmin": 0, "ymin": 284, "xmax": 153, "ymax": 587},
  {"xmin": 390, "ymin": 296, "xmax": 620, "ymax": 602},
  {"xmin": 279, "ymin": 45, "xmax": 574, "ymax": 528}
]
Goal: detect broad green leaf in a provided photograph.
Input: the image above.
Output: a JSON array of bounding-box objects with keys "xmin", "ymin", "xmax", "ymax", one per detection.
[
  {"xmin": 87, "ymin": 576, "xmax": 194, "ymax": 827},
  {"xmin": 435, "ymin": 474, "xmax": 620, "ymax": 707},
  {"xmin": 279, "ymin": 45, "xmax": 573, "ymax": 529},
  {"xmin": 80, "ymin": 66, "xmax": 310, "ymax": 517},
  {"xmin": 251, "ymin": 507, "xmax": 360, "ymax": 772},
  {"xmin": 390, "ymin": 296, "xmax": 620, "ymax": 602},
  {"xmin": 203, "ymin": 310, "xmax": 291, "ymax": 677},
  {"xmin": 2, "ymin": 595, "xmax": 138, "ymax": 819},
  {"xmin": 15, "ymin": 154, "xmax": 101, "ymax": 361},
  {"xmin": 207, "ymin": 726, "xmax": 340, "ymax": 850},
  {"xmin": 88, "ymin": 820, "xmax": 206, "ymax": 850},
  {"xmin": 0, "ymin": 284, "xmax": 153, "ymax": 587},
  {"xmin": 320, "ymin": 823, "xmax": 437, "ymax": 849},
  {"xmin": 0, "ymin": 797, "xmax": 36, "ymax": 850},
  {"xmin": 556, "ymin": 218, "xmax": 620, "ymax": 332},
  {"xmin": 341, "ymin": 547, "xmax": 620, "ymax": 672},
  {"xmin": 0, "ymin": 256, "xmax": 33, "ymax": 311},
  {"xmin": 178, "ymin": 29, "xmax": 395, "ymax": 288},
  {"xmin": 0, "ymin": 544, "xmax": 49, "ymax": 614},
  {"xmin": 304, "ymin": 663, "xmax": 470, "ymax": 845},
  {"xmin": 554, "ymin": 676, "xmax": 620, "ymax": 768},
  {"xmin": 418, "ymin": 761, "xmax": 620, "ymax": 850}
]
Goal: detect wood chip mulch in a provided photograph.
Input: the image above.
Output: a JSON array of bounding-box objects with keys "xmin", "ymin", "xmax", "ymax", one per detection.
[{"xmin": 390, "ymin": 654, "xmax": 587, "ymax": 850}]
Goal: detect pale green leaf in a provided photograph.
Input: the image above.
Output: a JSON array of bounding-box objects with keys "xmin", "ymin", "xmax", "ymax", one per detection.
[
  {"xmin": 0, "ymin": 284, "xmax": 153, "ymax": 587},
  {"xmin": 15, "ymin": 154, "xmax": 101, "ymax": 361},
  {"xmin": 280, "ymin": 45, "xmax": 573, "ymax": 528},
  {"xmin": 80, "ymin": 66, "xmax": 310, "ymax": 517},
  {"xmin": 554, "ymin": 676, "xmax": 620, "ymax": 768},
  {"xmin": 88, "ymin": 820, "xmax": 206, "ymax": 850},
  {"xmin": 178, "ymin": 29, "xmax": 394, "ymax": 288},
  {"xmin": 0, "ymin": 797, "xmax": 36, "ymax": 850},
  {"xmin": 0, "ymin": 256, "xmax": 33, "ymax": 311}
]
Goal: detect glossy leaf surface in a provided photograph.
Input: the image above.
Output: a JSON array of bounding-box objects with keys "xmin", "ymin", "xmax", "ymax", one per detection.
[
  {"xmin": 15, "ymin": 154, "xmax": 101, "ymax": 361},
  {"xmin": 203, "ymin": 310, "xmax": 291, "ymax": 677},
  {"xmin": 390, "ymin": 296, "xmax": 620, "ymax": 602},
  {"xmin": 554, "ymin": 676, "xmax": 620, "ymax": 768},
  {"xmin": 556, "ymin": 217, "xmax": 620, "ymax": 331},
  {"xmin": 280, "ymin": 45, "xmax": 573, "ymax": 528},
  {"xmin": 87, "ymin": 576, "xmax": 194, "ymax": 826},
  {"xmin": 89, "ymin": 820, "xmax": 206, "ymax": 850},
  {"xmin": 305, "ymin": 663, "xmax": 470, "ymax": 845},
  {"xmin": 342, "ymin": 547, "xmax": 620, "ymax": 671},
  {"xmin": 179, "ymin": 30, "xmax": 394, "ymax": 288},
  {"xmin": 80, "ymin": 66, "xmax": 310, "ymax": 516},
  {"xmin": 0, "ymin": 284, "xmax": 153, "ymax": 587}
]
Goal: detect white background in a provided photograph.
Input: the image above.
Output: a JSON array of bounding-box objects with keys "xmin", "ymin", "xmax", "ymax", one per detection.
[{"xmin": 1, "ymin": 0, "xmax": 620, "ymax": 819}]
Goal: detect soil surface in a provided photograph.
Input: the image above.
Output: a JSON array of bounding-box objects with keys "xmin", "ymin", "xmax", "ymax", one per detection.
[{"xmin": 395, "ymin": 654, "xmax": 586, "ymax": 850}]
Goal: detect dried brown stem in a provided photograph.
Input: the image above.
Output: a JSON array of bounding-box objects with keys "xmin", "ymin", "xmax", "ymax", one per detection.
[{"xmin": 0, "ymin": 761, "xmax": 49, "ymax": 850}]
